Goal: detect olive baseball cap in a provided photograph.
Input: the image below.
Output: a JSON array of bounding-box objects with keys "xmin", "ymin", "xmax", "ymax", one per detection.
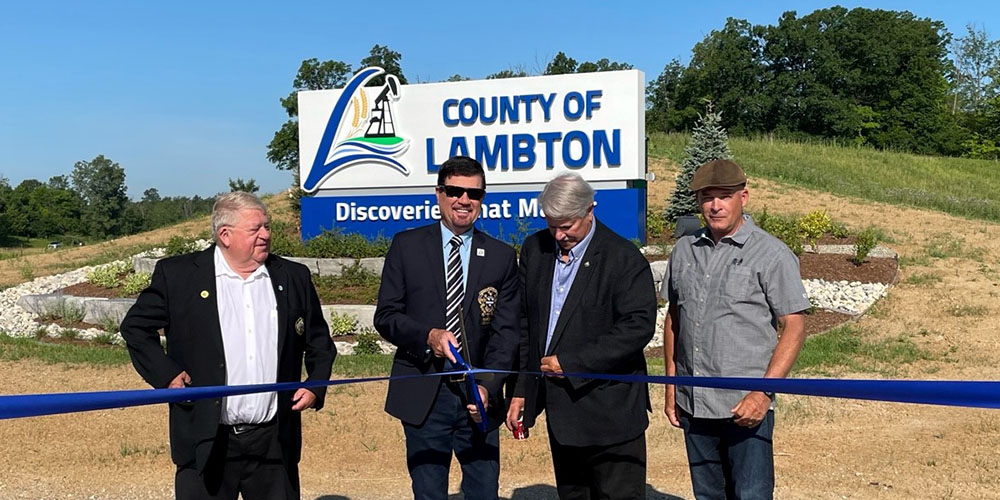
[{"xmin": 690, "ymin": 159, "xmax": 747, "ymax": 192}]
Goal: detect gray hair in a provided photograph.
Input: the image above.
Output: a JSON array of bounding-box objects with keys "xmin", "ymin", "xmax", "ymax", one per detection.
[
  {"xmin": 212, "ymin": 192, "xmax": 268, "ymax": 243},
  {"xmin": 538, "ymin": 173, "xmax": 595, "ymax": 219}
]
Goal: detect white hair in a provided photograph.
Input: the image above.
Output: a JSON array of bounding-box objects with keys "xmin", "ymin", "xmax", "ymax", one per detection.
[
  {"xmin": 538, "ymin": 173, "xmax": 595, "ymax": 219},
  {"xmin": 211, "ymin": 192, "xmax": 268, "ymax": 243}
]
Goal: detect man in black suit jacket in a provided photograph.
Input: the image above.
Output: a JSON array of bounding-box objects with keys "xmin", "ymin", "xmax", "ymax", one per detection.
[
  {"xmin": 121, "ymin": 192, "xmax": 336, "ymax": 500},
  {"xmin": 374, "ymin": 156, "xmax": 519, "ymax": 500},
  {"xmin": 506, "ymin": 173, "xmax": 656, "ymax": 500}
]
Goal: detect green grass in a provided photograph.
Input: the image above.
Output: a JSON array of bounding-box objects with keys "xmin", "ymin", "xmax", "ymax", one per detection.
[
  {"xmin": 793, "ymin": 325, "xmax": 936, "ymax": 376},
  {"xmin": 0, "ymin": 333, "xmax": 131, "ymax": 366},
  {"xmin": 332, "ymin": 354, "xmax": 393, "ymax": 377},
  {"xmin": 650, "ymin": 133, "xmax": 1000, "ymax": 222}
]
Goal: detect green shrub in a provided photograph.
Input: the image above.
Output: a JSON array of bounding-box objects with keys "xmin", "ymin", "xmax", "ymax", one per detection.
[
  {"xmin": 754, "ymin": 207, "xmax": 804, "ymax": 256},
  {"xmin": 852, "ymin": 226, "xmax": 879, "ymax": 265},
  {"xmin": 59, "ymin": 328, "xmax": 80, "ymax": 340},
  {"xmin": 98, "ymin": 315, "xmax": 121, "ymax": 335},
  {"xmin": 646, "ymin": 211, "xmax": 667, "ymax": 239},
  {"xmin": 120, "ymin": 272, "xmax": 152, "ymax": 296},
  {"xmin": 93, "ymin": 332, "xmax": 117, "ymax": 345},
  {"xmin": 339, "ymin": 262, "xmax": 380, "ymax": 287},
  {"xmin": 40, "ymin": 300, "xmax": 86, "ymax": 323},
  {"xmin": 86, "ymin": 261, "xmax": 132, "ymax": 289},
  {"xmin": 305, "ymin": 230, "xmax": 391, "ymax": 259},
  {"xmin": 164, "ymin": 236, "xmax": 197, "ymax": 257},
  {"xmin": 829, "ymin": 221, "xmax": 851, "ymax": 239},
  {"xmin": 268, "ymin": 218, "xmax": 307, "ymax": 257},
  {"xmin": 797, "ymin": 210, "xmax": 832, "ymax": 251},
  {"xmin": 328, "ymin": 311, "xmax": 359, "ymax": 337},
  {"xmin": 354, "ymin": 327, "xmax": 382, "ymax": 355}
]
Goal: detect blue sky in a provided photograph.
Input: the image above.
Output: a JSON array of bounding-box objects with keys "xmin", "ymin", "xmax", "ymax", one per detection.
[{"xmin": 1, "ymin": 1, "xmax": 995, "ymax": 198}]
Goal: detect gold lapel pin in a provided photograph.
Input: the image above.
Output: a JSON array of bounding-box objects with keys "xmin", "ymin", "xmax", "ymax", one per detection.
[{"xmin": 200, "ymin": 290, "xmax": 209, "ymax": 299}]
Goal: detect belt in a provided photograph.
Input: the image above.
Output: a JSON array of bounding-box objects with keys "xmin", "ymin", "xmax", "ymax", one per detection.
[{"xmin": 225, "ymin": 419, "xmax": 275, "ymax": 435}]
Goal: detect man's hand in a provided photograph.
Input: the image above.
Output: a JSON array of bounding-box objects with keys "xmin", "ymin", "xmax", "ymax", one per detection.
[
  {"xmin": 291, "ymin": 388, "xmax": 317, "ymax": 411},
  {"xmin": 540, "ymin": 355, "xmax": 564, "ymax": 379},
  {"xmin": 730, "ymin": 391, "xmax": 770, "ymax": 427},
  {"xmin": 427, "ymin": 328, "xmax": 459, "ymax": 363},
  {"xmin": 466, "ymin": 385, "xmax": 488, "ymax": 423},
  {"xmin": 664, "ymin": 384, "xmax": 681, "ymax": 428},
  {"xmin": 506, "ymin": 396, "xmax": 525, "ymax": 433},
  {"xmin": 168, "ymin": 371, "xmax": 191, "ymax": 389}
]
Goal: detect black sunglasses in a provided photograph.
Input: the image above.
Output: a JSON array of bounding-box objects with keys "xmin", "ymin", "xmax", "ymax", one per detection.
[{"xmin": 438, "ymin": 185, "xmax": 486, "ymax": 201}]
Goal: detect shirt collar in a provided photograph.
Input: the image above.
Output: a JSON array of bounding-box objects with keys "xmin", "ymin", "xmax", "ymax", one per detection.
[
  {"xmin": 440, "ymin": 222, "xmax": 474, "ymax": 250},
  {"xmin": 214, "ymin": 245, "xmax": 269, "ymax": 280},
  {"xmin": 696, "ymin": 214, "xmax": 754, "ymax": 247}
]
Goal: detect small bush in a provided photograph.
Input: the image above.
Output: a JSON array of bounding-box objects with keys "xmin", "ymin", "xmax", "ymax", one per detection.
[
  {"xmin": 86, "ymin": 261, "xmax": 132, "ymax": 288},
  {"xmin": 754, "ymin": 207, "xmax": 804, "ymax": 256},
  {"xmin": 646, "ymin": 211, "xmax": 667, "ymax": 239},
  {"xmin": 305, "ymin": 230, "xmax": 391, "ymax": 259},
  {"xmin": 164, "ymin": 236, "xmax": 197, "ymax": 257},
  {"xmin": 59, "ymin": 328, "xmax": 80, "ymax": 340},
  {"xmin": 852, "ymin": 226, "xmax": 879, "ymax": 266},
  {"xmin": 339, "ymin": 262, "xmax": 380, "ymax": 287},
  {"xmin": 93, "ymin": 332, "xmax": 117, "ymax": 345},
  {"xmin": 120, "ymin": 272, "xmax": 152, "ymax": 296},
  {"xmin": 829, "ymin": 221, "xmax": 851, "ymax": 239},
  {"xmin": 354, "ymin": 327, "xmax": 382, "ymax": 355},
  {"xmin": 797, "ymin": 210, "xmax": 832, "ymax": 251},
  {"xmin": 328, "ymin": 311, "xmax": 359, "ymax": 337},
  {"xmin": 41, "ymin": 300, "xmax": 86, "ymax": 323}
]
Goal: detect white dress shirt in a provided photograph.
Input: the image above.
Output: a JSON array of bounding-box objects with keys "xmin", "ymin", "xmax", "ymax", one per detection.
[{"xmin": 214, "ymin": 246, "xmax": 279, "ymax": 425}]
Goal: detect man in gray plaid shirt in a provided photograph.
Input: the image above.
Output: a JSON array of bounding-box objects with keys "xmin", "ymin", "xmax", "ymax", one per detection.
[{"xmin": 661, "ymin": 159, "xmax": 810, "ymax": 500}]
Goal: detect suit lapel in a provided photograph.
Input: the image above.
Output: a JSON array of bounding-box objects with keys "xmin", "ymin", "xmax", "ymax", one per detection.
[
  {"xmin": 428, "ymin": 224, "xmax": 447, "ymax": 323},
  {"xmin": 537, "ymin": 236, "xmax": 556, "ymax": 354},
  {"xmin": 547, "ymin": 224, "xmax": 604, "ymax": 355},
  {"xmin": 266, "ymin": 256, "xmax": 289, "ymax": 360},
  {"xmin": 194, "ymin": 247, "xmax": 225, "ymax": 360}
]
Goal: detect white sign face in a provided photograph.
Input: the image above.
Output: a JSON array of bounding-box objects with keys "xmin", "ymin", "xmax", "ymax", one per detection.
[{"xmin": 298, "ymin": 69, "xmax": 645, "ymax": 192}]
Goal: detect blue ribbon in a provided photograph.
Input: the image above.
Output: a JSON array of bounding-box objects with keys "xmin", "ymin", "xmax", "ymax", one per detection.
[{"xmin": 4, "ymin": 365, "xmax": 1000, "ymax": 421}]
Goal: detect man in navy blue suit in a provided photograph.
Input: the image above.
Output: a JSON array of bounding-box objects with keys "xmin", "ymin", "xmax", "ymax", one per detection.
[{"xmin": 374, "ymin": 156, "xmax": 520, "ymax": 500}]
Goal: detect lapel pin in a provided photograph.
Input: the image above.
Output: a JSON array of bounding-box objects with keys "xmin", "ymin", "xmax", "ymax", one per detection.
[
  {"xmin": 278, "ymin": 285, "xmax": 284, "ymax": 291},
  {"xmin": 200, "ymin": 290, "xmax": 209, "ymax": 299},
  {"xmin": 584, "ymin": 262, "xmax": 590, "ymax": 268},
  {"xmin": 477, "ymin": 248, "xmax": 485, "ymax": 257}
]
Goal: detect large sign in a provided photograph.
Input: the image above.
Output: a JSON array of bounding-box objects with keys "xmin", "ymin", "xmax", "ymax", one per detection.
[{"xmin": 298, "ymin": 68, "xmax": 646, "ymax": 242}]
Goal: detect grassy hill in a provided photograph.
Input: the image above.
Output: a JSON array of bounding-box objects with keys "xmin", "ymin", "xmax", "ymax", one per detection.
[{"xmin": 649, "ymin": 133, "xmax": 1000, "ymax": 222}]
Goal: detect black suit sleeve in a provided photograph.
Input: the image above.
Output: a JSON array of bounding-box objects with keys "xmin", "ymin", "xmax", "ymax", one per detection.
[
  {"xmin": 558, "ymin": 248, "xmax": 656, "ymax": 380},
  {"xmin": 120, "ymin": 261, "xmax": 183, "ymax": 389},
  {"xmin": 478, "ymin": 246, "xmax": 520, "ymax": 399},
  {"xmin": 299, "ymin": 267, "xmax": 336, "ymax": 410},
  {"xmin": 373, "ymin": 236, "xmax": 433, "ymax": 359}
]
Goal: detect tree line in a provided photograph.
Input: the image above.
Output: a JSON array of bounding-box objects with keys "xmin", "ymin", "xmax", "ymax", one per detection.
[
  {"xmin": 271, "ymin": 7, "xmax": 1000, "ymax": 173},
  {"xmin": 645, "ymin": 7, "xmax": 1000, "ymax": 159},
  {"xmin": 0, "ymin": 155, "xmax": 262, "ymax": 243}
]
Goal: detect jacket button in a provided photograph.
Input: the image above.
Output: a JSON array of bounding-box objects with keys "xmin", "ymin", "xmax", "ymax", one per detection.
[
  {"xmin": 215, "ymin": 400, "xmax": 220, "ymax": 406},
  {"xmin": 219, "ymin": 363, "xmax": 225, "ymax": 369}
]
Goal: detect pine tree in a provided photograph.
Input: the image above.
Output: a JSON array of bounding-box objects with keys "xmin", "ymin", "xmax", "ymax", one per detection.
[{"xmin": 665, "ymin": 106, "xmax": 733, "ymax": 222}]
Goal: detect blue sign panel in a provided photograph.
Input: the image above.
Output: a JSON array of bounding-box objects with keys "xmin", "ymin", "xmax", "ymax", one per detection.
[{"xmin": 301, "ymin": 188, "xmax": 647, "ymax": 244}]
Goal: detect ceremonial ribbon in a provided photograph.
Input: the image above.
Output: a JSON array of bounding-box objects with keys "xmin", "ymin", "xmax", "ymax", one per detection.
[{"xmin": 4, "ymin": 364, "xmax": 1000, "ymax": 421}]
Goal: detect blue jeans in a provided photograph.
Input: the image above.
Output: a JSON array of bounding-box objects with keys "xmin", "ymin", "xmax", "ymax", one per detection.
[
  {"xmin": 679, "ymin": 410, "xmax": 774, "ymax": 500},
  {"xmin": 402, "ymin": 381, "xmax": 500, "ymax": 500}
]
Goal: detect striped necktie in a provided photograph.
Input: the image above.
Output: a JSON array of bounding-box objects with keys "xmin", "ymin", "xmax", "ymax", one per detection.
[{"xmin": 445, "ymin": 235, "xmax": 465, "ymax": 347}]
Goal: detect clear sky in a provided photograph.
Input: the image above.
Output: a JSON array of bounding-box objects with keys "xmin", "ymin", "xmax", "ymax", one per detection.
[{"xmin": 1, "ymin": 1, "xmax": 995, "ymax": 198}]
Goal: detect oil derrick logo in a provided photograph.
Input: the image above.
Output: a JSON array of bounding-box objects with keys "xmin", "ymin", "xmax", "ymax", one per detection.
[{"xmin": 303, "ymin": 67, "xmax": 410, "ymax": 192}]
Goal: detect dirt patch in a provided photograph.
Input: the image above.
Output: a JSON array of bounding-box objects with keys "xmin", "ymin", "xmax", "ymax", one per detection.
[{"xmin": 59, "ymin": 281, "xmax": 135, "ymax": 299}]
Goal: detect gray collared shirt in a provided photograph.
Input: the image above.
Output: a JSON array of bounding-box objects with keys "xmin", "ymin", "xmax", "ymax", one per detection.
[
  {"xmin": 661, "ymin": 215, "xmax": 810, "ymax": 418},
  {"xmin": 545, "ymin": 218, "xmax": 597, "ymax": 353}
]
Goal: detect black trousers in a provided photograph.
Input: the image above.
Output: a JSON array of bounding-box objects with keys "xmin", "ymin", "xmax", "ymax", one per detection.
[
  {"xmin": 549, "ymin": 431, "xmax": 647, "ymax": 500},
  {"xmin": 175, "ymin": 421, "xmax": 298, "ymax": 500}
]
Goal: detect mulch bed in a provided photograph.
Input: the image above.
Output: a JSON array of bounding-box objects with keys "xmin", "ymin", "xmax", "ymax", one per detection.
[
  {"xmin": 59, "ymin": 282, "xmax": 136, "ymax": 299},
  {"xmin": 798, "ymin": 253, "xmax": 897, "ymax": 284}
]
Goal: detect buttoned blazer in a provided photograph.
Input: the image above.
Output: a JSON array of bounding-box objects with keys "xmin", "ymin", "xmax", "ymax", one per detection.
[
  {"xmin": 514, "ymin": 221, "xmax": 656, "ymax": 447},
  {"xmin": 374, "ymin": 223, "xmax": 520, "ymax": 428},
  {"xmin": 120, "ymin": 246, "xmax": 336, "ymax": 471}
]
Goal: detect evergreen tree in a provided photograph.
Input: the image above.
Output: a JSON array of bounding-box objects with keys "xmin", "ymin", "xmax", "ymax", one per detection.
[{"xmin": 665, "ymin": 106, "xmax": 732, "ymax": 222}]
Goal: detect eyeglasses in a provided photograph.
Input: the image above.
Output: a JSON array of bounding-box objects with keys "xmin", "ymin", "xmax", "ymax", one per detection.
[{"xmin": 437, "ymin": 185, "xmax": 485, "ymax": 201}]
